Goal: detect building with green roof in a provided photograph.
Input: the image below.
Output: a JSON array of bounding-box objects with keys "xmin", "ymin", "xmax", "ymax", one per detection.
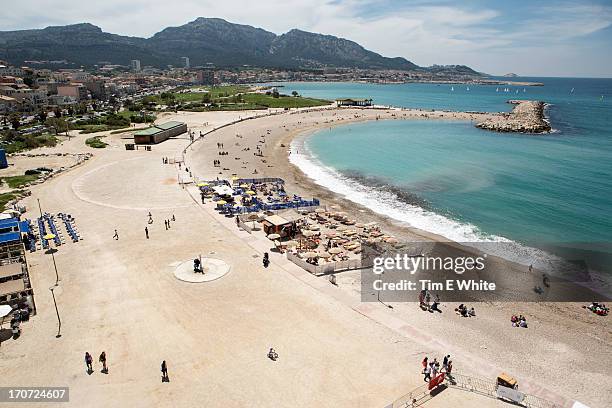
[{"xmin": 133, "ymin": 121, "xmax": 187, "ymax": 144}]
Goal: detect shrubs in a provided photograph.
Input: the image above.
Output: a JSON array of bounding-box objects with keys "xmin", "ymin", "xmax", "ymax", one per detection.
[
  {"xmin": 85, "ymin": 137, "xmax": 108, "ymax": 148},
  {"xmin": 0, "ymin": 131, "xmax": 58, "ymax": 153}
]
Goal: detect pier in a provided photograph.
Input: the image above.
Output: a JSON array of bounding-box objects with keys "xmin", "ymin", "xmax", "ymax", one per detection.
[{"xmin": 476, "ymin": 100, "xmax": 551, "ymax": 133}]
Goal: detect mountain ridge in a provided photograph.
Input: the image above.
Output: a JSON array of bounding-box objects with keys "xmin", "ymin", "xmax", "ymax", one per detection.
[{"xmin": 0, "ymin": 18, "xmax": 480, "ymax": 75}]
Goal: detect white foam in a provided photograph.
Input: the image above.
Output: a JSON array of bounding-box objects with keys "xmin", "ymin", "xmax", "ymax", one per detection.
[{"xmin": 289, "ymin": 132, "xmax": 560, "ymax": 269}]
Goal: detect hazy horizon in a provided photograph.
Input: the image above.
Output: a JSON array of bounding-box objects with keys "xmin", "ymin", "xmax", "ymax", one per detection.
[{"xmin": 2, "ymin": 0, "xmax": 611, "ymax": 78}]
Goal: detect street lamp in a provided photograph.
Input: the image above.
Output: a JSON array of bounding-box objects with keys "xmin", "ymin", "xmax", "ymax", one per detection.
[{"xmin": 49, "ymin": 287, "xmax": 61, "ymax": 338}]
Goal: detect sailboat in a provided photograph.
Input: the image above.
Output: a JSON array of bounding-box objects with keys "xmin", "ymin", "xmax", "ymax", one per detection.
[
  {"xmin": 466, "ymin": 86, "xmax": 470, "ymax": 91},
  {"xmin": 523, "ymin": 88, "xmax": 526, "ymax": 92},
  {"xmin": 451, "ymin": 86, "xmax": 454, "ymax": 91},
  {"xmin": 570, "ymin": 88, "xmax": 575, "ymax": 94},
  {"xmin": 496, "ymin": 88, "xmax": 499, "ymax": 92}
]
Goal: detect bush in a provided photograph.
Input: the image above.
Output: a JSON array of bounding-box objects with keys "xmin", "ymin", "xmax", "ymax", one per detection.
[{"xmin": 85, "ymin": 137, "xmax": 108, "ymax": 148}]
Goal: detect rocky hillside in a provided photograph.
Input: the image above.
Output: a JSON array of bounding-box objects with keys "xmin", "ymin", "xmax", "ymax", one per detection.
[{"xmin": 0, "ymin": 18, "xmax": 477, "ymax": 74}]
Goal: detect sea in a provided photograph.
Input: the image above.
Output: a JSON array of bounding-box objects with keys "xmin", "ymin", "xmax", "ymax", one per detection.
[{"xmin": 272, "ymin": 78, "xmax": 612, "ymax": 276}]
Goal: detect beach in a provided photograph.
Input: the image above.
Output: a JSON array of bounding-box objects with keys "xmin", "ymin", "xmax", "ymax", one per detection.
[
  {"xmin": 0, "ymin": 106, "xmax": 609, "ymax": 407},
  {"xmin": 185, "ymin": 106, "xmax": 611, "ymax": 407}
]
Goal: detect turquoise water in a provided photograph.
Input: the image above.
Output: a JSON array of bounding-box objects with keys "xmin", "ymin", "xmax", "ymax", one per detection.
[{"xmin": 280, "ymin": 79, "xmax": 612, "ymax": 251}]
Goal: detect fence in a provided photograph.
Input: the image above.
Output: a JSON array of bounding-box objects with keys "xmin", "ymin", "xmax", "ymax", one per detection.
[
  {"xmin": 389, "ymin": 373, "xmax": 564, "ymax": 408},
  {"xmin": 286, "ymin": 251, "xmax": 363, "ymax": 276},
  {"xmin": 445, "ymin": 373, "xmax": 562, "ymax": 408}
]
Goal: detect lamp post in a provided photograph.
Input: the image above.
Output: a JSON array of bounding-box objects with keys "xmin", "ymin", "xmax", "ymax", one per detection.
[{"xmin": 49, "ymin": 287, "xmax": 61, "ymax": 338}]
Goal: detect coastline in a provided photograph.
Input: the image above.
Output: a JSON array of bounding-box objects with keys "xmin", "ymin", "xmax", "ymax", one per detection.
[{"xmin": 184, "ymin": 106, "xmax": 610, "ymax": 406}]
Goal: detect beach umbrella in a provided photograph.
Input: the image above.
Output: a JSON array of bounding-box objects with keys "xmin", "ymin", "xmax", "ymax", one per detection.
[
  {"xmin": 303, "ymin": 251, "xmax": 318, "ymax": 258},
  {"xmin": 248, "ymin": 213, "xmax": 259, "ymax": 220},
  {"xmin": 318, "ymin": 251, "xmax": 331, "ymax": 258},
  {"xmin": 245, "ymin": 190, "xmax": 256, "ymax": 195},
  {"xmin": 240, "ymin": 183, "xmax": 249, "ymax": 188},
  {"xmin": 43, "ymin": 233, "xmax": 56, "ymax": 240},
  {"xmin": 314, "ymin": 208, "xmax": 326, "ymax": 213},
  {"xmin": 231, "ymin": 176, "xmax": 239, "ymax": 180},
  {"xmin": 267, "ymin": 233, "xmax": 281, "ymax": 240},
  {"xmin": 216, "ymin": 200, "xmax": 227, "ymax": 205},
  {"xmin": 197, "ymin": 182, "xmax": 209, "ymax": 187},
  {"xmin": 285, "ymin": 240, "xmax": 298, "ymax": 247},
  {"xmin": 329, "ymin": 247, "xmax": 343, "ymax": 254}
]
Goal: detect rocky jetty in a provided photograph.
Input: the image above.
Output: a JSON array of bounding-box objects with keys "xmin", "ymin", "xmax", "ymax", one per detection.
[{"xmin": 476, "ymin": 100, "xmax": 551, "ymax": 133}]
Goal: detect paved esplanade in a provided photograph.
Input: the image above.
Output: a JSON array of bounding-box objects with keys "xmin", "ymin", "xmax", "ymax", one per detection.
[{"xmin": 0, "ymin": 110, "xmax": 522, "ymax": 408}]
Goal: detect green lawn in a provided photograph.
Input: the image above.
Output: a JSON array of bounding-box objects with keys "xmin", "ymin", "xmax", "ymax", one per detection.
[
  {"xmin": 241, "ymin": 93, "xmax": 330, "ymax": 108},
  {"xmin": 0, "ymin": 175, "xmax": 40, "ymax": 189},
  {"xmin": 0, "ymin": 191, "xmax": 24, "ymax": 212}
]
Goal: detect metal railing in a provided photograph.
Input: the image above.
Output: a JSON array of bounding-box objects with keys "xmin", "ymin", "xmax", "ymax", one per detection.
[{"xmin": 389, "ymin": 373, "xmax": 564, "ymax": 408}]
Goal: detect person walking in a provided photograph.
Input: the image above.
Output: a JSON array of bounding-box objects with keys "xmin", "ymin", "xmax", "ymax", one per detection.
[
  {"xmin": 113, "ymin": 229, "xmax": 119, "ymax": 240},
  {"xmin": 164, "ymin": 220, "xmax": 168, "ymax": 230},
  {"xmin": 443, "ymin": 355, "xmax": 450, "ymax": 372},
  {"xmin": 422, "ymin": 357, "xmax": 428, "ymax": 372},
  {"xmin": 85, "ymin": 352, "xmax": 93, "ymax": 373},
  {"xmin": 145, "ymin": 227, "xmax": 149, "ymax": 239},
  {"xmin": 161, "ymin": 360, "xmax": 168, "ymax": 382},
  {"xmin": 423, "ymin": 364, "xmax": 431, "ymax": 382},
  {"xmin": 172, "ymin": 214, "xmax": 175, "ymax": 221},
  {"xmin": 99, "ymin": 351, "xmax": 107, "ymax": 373}
]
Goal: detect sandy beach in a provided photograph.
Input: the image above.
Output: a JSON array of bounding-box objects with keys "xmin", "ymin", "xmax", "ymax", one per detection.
[
  {"xmin": 184, "ymin": 106, "xmax": 611, "ymax": 407},
  {"xmin": 0, "ymin": 107, "xmax": 609, "ymax": 407}
]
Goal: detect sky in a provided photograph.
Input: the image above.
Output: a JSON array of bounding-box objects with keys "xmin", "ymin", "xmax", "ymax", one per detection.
[{"xmin": 1, "ymin": 0, "xmax": 611, "ymax": 77}]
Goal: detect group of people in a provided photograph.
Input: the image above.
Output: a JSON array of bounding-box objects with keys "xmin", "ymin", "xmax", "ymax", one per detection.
[
  {"xmin": 84, "ymin": 353, "xmax": 170, "ymax": 382},
  {"xmin": 419, "ymin": 290, "xmax": 441, "ymax": 313},
  {"xmin": 585, "ymin": 302, "xmax": 609, "ymax": 316},
  {"xmin": 213, "ymin": 159, "xmax": 221, "ymax": 167},
  {"xmin": 84, "ymin": 351, "xmax": 107, "ymax": 374},
  {"xmin": 267, "ymin": 348, "xmax": 278, "ymax": 361},
  {"xmin": 511, "ymin": 315, "xmax": 528, "ymax": 328},
  {"xmin": 455, "ymin": 304, "xmax": 476, "ymax": 317},
  {"xmin": 142, "ymin": 212, "xmax": 175, "ymax": 239},
  {"xmin": 422, "ymin": 355, "xmax": 452, "ymax": 382}
]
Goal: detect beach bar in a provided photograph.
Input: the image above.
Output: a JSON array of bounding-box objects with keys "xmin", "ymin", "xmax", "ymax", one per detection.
[
  {"xmin": 133, "ymin": 121, "xmax": 187, "ymax": 144},
  {"xmin": 335, "ymin": 98, "xmax": 373, "ymax": 107}
]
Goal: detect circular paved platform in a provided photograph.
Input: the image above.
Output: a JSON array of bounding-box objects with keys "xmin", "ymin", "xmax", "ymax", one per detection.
[{"xmin": 173, "ymin": 258, "xmax": 230, "ymax": 283}]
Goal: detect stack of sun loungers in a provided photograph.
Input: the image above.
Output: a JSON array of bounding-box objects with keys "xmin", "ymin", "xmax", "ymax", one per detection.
[
  {"xmin": 37, "ymin": 217, "xmax": 49, "ymax": 250},
  {"xmin": 58, "ymin": 213, "xmax": 80, "ymax": 242}
]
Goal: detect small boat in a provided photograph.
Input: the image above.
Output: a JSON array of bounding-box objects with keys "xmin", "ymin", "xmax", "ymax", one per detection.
[{"xmin": 570, "ymin": 88, "xmax": 575, "ymax": 94}]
